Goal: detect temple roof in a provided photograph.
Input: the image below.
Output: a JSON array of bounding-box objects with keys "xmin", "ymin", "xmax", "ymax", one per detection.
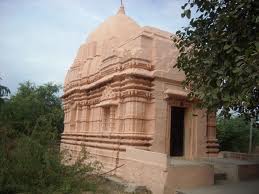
[
  {"xmin": 64, "ymin": 3, "xmax": 184, "ymax": 93},
  {"xmin": 86, "ymin": 5, "xmax": 141, "ymax": 44}
]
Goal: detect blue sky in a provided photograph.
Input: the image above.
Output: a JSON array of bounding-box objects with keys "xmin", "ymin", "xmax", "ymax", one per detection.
[{"xmin": 0, "ymin": 0, "xmax": 189, "ymax": 93}]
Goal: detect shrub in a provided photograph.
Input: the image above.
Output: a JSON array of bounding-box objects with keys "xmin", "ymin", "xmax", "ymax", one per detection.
[
  {"xmin": 217, "ymin": 117, "xmax": 259, "ymax": 152},
  {"xmin": 0, "ymin": 81, "xmax": 102, "ymax": 194},
  {"xmin": 0, "ymin": 128, "xmax": 101, "ymax": 194}
]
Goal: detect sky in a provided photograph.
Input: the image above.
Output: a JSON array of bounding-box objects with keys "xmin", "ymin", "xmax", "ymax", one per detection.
[{"xmin": 0, "ymin": 0, "xmax": 189, "ymax": 93}]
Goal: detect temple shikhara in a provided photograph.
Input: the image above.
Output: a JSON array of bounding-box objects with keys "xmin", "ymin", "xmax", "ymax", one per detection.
[{"xmin": 61, "ymin": 3, "xmax": 219, "ymax": 194}]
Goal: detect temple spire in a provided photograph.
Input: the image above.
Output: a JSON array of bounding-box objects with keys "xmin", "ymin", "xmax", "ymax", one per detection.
[{"xmin": 117, "ymin": 0, "xmax": 125, "ymax": 15}]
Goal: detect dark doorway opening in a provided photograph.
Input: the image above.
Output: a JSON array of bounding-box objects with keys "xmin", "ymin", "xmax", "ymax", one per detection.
[{"xmin": 170, "ymin": 107, "xmax": 185, "ymax": 157}]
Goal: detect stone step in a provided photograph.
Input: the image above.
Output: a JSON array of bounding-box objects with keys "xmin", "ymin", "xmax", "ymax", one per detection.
[
  {"xmin": 214, "ymin": 172, "xmax": 227, "ymax": 181},
  {"xmin": 201, "ymin": 157, "xmax": 259, "ymax": 182}
]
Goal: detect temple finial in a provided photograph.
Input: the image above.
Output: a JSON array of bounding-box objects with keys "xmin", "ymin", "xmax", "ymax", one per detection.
[{"xmin": 117, "ymin": 0, "xmax": 125, "ymax": 15}]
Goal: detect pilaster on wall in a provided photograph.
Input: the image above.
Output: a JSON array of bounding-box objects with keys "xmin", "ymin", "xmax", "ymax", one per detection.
[
  {"xmin": 123, "ymin": 98, "xmax": 150, "ymax": 134},
  {"xmin": 69, "ymin": 105, "xmax": 76, "ymax": 131},
  {"xmin": 75, "ymin": 106, "xmax": 82, "ymax": 132},
  {"xmin": 110, "ymin": 106, "xmax": 116, "ymax": 132},
  {"xmin": 184, "ymin": 106, "xmax": 196, "ymax": 160},
  {"xmin": 79, "ymin": 106, "xmax": 89, "ymax": 132},
  {"xmin": 151, "ymin": 80, "xmax": 168, "ymax": 153},
  {"xmin": 206, "ymin": 112, "xmax": 219, "ymax": 157},
  {"xmin": 188, "ymin": 108, "xmax": 209, "ymax": 160},
  {"xmin": 64, "ymin": 109, "xmax": 70, "ymax": 132}
]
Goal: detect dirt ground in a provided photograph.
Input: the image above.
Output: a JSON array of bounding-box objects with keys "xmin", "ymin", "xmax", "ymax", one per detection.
[{"xmin": 86, "ymin": 176, "xmax": 152, "ymax": 194}]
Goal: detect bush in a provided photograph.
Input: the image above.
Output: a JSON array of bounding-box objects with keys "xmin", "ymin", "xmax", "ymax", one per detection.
[
  {"xmin": 0, "ymin": 128, "xmax": 101, "ymax": 194},
  {"xmin": 217, "ymin": 117, "xmax": 259, "ymax": 153},
  {"xmin": 0, "ymin": 81, "xmax": 102, "ymax": 194}
]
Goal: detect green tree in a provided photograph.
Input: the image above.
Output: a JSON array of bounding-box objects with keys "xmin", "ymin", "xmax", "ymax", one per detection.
[
  {"xmin": 0, "ymin": 81, "xmax": 101, "ymax": 194},
  {"xmin": 174, "ymin": 0, "xmax": 258, "ymax": 118},
  {"xmin": 0, "ymin": 81, "xmax": 64, "ymax": 136},
  {"xmin": 217, "ymin": 117, "xmax": 259, "ymax": 152}
]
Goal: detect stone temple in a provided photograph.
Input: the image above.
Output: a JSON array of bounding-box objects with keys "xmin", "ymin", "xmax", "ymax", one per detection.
[{"xmin": 61, "ymin": 3, "xmax": 219, "ymax": 194}]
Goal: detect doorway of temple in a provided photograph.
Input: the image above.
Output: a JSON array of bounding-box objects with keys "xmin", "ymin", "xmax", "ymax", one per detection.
[{"xmin": 170, "ymin": 106, "xmax": 185, "ymax": 157}]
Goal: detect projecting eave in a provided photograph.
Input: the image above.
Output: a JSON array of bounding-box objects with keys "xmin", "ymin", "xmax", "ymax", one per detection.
[{"xmin": 164, "ymin": 88, "xmax": 189, "ymax": 99}]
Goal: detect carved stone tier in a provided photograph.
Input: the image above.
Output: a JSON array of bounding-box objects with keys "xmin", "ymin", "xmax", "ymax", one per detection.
[
  {"xmin": 61, "ymin": 133, "xmax": 153, "ymax": 151},
  {"xmin": 63, "ymin": 58, "xmax": 154, "ymax": 96}
]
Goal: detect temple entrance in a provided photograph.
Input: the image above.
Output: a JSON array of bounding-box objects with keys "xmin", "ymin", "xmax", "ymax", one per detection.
[{"xmin": 170, "ymin": 107, "xmax": 185, "ymax": 157}]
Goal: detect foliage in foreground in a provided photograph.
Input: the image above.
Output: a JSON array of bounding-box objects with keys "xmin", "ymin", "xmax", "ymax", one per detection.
[
  {"xmin": 174, "ymin": 0, "xmax": 258, "ymax": 118},
  {"xmin": 0, "ymin": 128, "xmax": 102, "ymax": 194},
  {"xmin": 217, "ymin": 116, "xmax": 259, "ymax": 152},
  {"xmin": 0, "ymin": 81, "xmax": 102, "ymax": 194}
]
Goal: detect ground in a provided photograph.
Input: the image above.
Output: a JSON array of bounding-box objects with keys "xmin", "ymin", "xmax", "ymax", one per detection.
[
  {"xmin": 176, "ymin": 179, "xmax": 259, "ymax": 194},
  {"xmin": 89, "ymin": 176, "xmax": 152, "ymax": 194}
]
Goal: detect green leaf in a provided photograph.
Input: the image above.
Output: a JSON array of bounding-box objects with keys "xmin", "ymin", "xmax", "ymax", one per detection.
[
  {"xmin": 235, "ymin": 56, "xmax": 244, "ymax": 62},
  {"xmin": 223, "ymin": 44, "xmax": 231, "ymax": 50},
  {"xmin": 185, "ymin": 9, "xmax": 191, "ymax": 19},
  {"xmin": 181, "ymin": 3, "xmax": 188, "ymax": 10},
  {"xmin": 255, "ymin": 42, "xmax": 259, "ymax": 51},
  {"xmin": 233, "ymin": 68, "xmax": 241, "ymax": 73},
  {"xmin": 236, "ymin": 61, "xmax": 244, "ymax": 67},
  {"xmin": 234, "ymin": 47, "xmax": 241, "ymax": 52}
]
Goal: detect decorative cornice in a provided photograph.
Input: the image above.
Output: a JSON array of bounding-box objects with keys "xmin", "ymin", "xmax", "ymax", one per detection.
[{"xmin": 63, "ymin": 58, "xmax": 153, "ymax": 96}]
